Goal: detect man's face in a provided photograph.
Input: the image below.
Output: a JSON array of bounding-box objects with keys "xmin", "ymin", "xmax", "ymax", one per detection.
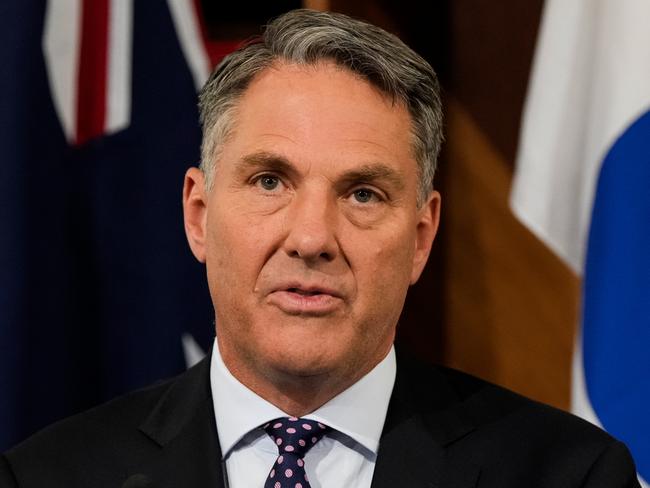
[{"xmin": 184, "ymin": 61, "xmax": 439, "ymax": 395}]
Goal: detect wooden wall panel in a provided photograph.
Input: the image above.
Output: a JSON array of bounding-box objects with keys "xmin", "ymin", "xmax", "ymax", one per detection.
[
  {"xmin": 303, "ymin": 0, "xmax": 330, "ymax": 10},
  {"xmin": 440, "ymin": 97, "xmax": 579, "ymax": 409}
]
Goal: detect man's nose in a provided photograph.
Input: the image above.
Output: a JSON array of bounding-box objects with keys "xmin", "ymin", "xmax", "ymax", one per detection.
[{"xmin": 282, "ymin": 190, "xmax": 339, "ymax": 262}]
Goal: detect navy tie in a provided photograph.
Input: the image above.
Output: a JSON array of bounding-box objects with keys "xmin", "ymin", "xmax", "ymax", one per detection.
[{"xmin": 263, "ymin": 417, "xmax": 331, "ymax": 488}]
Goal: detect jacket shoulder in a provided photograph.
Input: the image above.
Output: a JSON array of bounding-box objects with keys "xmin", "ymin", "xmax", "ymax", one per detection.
[
  {"xmin": 434, "ymin": 364, "xmax": 609, "ymax": 440},
  {"xmin": 2, "ymin": 362, "xmax": 202, "ymax": 487},
  {"xmin": 423, "ymin": 363, "xmax": 639, "ymax": 486}
]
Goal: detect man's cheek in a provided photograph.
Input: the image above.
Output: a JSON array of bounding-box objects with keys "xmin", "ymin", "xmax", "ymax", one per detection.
[
  {"xmin": 367, "ymin": 237, "xmax": 411, "ymax": 271},
  {"xmin": 208, "ymin": 221, "xmax": 244, "ymax": 265}
]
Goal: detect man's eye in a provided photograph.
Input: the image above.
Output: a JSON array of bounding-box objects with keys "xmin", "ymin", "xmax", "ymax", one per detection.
[
  {"xmin": 352, "ymin": 188, "xmax": 377, "ymax": 203},
  {"xmin": 257, "ymin": 175, "xmax": 281, "ymax": 191}
]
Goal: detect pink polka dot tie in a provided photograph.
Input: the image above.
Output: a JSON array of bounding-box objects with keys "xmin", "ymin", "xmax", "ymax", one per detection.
[{"xmin": 263, "ymin": 417, "xmax": 330, "ymax": 488}]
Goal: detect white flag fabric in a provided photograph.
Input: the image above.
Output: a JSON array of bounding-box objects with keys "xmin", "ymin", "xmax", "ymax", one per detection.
[{"xmin": 512, "ymin": 0, "xmax": 650, "ymax": 485}]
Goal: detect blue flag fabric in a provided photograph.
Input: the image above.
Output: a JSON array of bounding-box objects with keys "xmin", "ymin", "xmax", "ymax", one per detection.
[
  {"xmin": 583, "ymin": 110, "xmax": 650, "ymax": 480},
  {"xmin": 0, "ymin": 1, "xmax": 214, "ymax": 450}
]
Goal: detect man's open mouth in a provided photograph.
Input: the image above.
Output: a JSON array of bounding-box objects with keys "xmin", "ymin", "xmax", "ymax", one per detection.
[{"xmin": 287, "ymin": 288, "xmax": 324, "ymax": 296}]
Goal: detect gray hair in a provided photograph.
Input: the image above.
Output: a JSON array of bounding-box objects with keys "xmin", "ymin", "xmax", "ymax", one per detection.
[{"xmin": 198, "ymin": 9, "xmax": 443, "ymax": 204}]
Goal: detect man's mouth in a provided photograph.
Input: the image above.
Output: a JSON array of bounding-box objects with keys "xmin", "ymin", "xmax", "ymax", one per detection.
[{"xmin": 267, "ymin": 284, "xmax": 344, "ymax": 315}]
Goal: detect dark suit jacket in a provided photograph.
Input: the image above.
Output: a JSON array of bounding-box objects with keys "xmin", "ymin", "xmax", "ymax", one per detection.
[{"xmin": 0, "ymin": 352, "xmax": 641, "ymax": 488}]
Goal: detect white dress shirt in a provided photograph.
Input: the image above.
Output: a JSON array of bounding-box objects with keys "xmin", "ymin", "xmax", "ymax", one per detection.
[{"xmin": 210, "ymin": 338, "xmax": 396, "ymax": 488}]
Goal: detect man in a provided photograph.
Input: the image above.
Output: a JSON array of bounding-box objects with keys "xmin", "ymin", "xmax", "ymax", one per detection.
[{"xmin": 0, "ymin": 9, "xmax": 640, "ymax": 488}]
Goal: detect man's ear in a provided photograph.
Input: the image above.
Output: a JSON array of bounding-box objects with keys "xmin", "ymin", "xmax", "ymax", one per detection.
[
  {"xmin": 410, "ymin": 190, "xmax": 441, "ymax": 284},
  {"xmin": 182, "ymin": 167, "xmax": 208, "ymax": 263}
]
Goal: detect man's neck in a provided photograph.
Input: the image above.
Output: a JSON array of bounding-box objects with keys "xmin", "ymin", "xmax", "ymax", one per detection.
[{"xmin": 218, "ymin": 339, "xmax": 392, "ymax": 416}]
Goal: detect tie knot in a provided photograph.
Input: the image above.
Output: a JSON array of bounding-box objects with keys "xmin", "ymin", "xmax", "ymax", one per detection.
[{"xmin": 264, "ymin": 417, "xmax": 330, "ymax": 457}]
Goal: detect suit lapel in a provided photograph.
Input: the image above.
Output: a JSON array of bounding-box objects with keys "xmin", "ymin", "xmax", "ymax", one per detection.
[
  {"xmin": 134, "ymin": 355, "xmax": 225, "ymax": 488},
  {"xmin": 371, "ymin": 352, "xmax": 481, "ymax": 488},
  {"xmin": 370, "ymin": 412, "xmax": 445, "ymax": 488}
]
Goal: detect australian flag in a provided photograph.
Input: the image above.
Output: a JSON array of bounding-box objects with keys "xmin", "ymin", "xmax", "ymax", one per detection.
[{"xmin": 0, "ymin": 0, "xmax": 238, "ymax": 450}]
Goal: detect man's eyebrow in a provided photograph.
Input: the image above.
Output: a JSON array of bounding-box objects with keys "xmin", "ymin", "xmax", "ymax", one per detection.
[
  {"xmin": 338, "ymin": 163, "xmax": 405, "ymax": 190},
  {"xmin": 235, "ymin": 151, "xmax": 297, "ymax": 176},
  {"xmin": 235, "ymin": 153, "xmax": 405, "ymax": 190}
]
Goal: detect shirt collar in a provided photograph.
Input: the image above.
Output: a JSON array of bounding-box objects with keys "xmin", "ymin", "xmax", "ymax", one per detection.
[{"xmin": 210, "ymin": 338, "xmax": 396, "ymax": 458}]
